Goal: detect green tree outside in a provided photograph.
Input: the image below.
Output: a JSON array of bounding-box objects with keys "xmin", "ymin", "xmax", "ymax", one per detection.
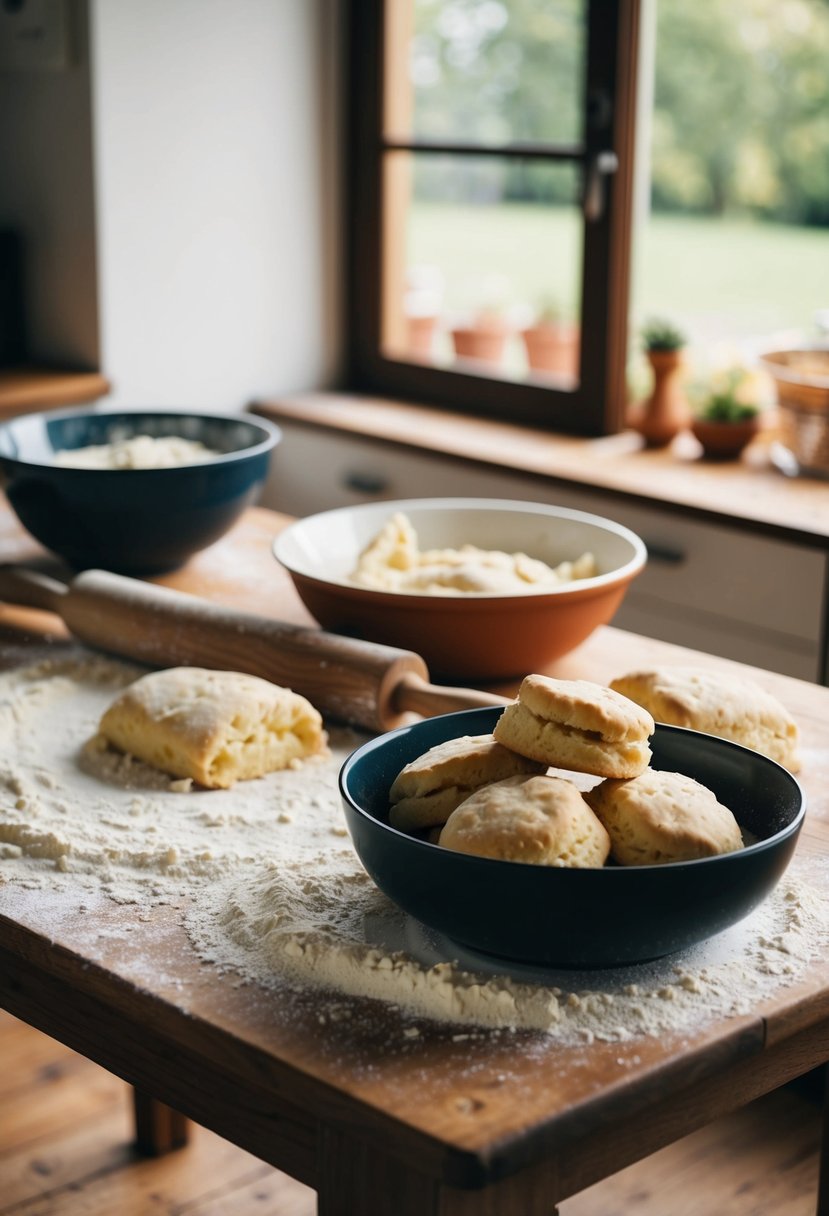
[{"xmin": 409, "ymin": 0, "xmax": 829, "ymax": 227}]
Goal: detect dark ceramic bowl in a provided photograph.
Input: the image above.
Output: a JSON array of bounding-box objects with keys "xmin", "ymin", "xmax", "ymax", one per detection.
[
  {"xmin": 0, "ymin": 407, "xmax": 280, "ymax": 574},
  {"xmin": 340, "ymin": 707, "xmax": 806, "ymax": 968}
]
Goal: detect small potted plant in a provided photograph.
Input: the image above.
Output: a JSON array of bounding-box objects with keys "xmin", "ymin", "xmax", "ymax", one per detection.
[
  {"xmin": 406, "ymin": 310, "xmax": 439, "ymax": 360},
  {"xmin": 520, "ymin": 298, "xmax": 579, "ymax": 377},
  {"xmin": 690, "ymin": 367, "xmax": 763, "ymax": 460},
  {"xmin": 404, "ymin": 266, "xmax": 443, "ymax": 361},
  {"xmin": 632, "ymin": 318, "xmax": 691, "ymax": 448},
  {"xmin": 450, "ymin": 306, "xmax": 511, "ymax": 366}
]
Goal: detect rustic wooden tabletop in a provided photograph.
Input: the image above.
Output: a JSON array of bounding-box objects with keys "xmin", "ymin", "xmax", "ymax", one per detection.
[{"xmin": 1, "ymin": 504, "xmax": 828, "ymax": 1216}]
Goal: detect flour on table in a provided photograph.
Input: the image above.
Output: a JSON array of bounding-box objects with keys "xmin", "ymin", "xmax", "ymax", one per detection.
[
  {"xmin": 0, "ymin": 656, "xmax": 344, "ymax": 901},
  {"xmin": 1, "ymin": 656, "xmax": 827, "ymax": 1040}
]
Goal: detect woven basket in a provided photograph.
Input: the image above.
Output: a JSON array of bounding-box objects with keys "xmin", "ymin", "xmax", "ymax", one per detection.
[{"xmin": 761, "ymin": 348, "xmax": 829, "ymax": 477}]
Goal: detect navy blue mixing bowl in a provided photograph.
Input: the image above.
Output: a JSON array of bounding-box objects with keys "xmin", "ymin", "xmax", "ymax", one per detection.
[
  {"xmin": 340, "ymin": 707, "xmax": 806, "ymax": 968},
  {"xmin": 0, "ymin": 407, "xmax": 280, "ymax": 575}
]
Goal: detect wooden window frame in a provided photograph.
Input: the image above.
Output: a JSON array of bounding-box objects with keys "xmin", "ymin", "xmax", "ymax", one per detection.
[{"xmin": 345, "ymin": 0, "xmax": 641, "ymax": 436}]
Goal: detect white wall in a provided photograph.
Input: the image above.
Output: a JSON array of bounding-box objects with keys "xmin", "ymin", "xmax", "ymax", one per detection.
[
  {"xmin": 90, "ymin": 0, "xmax": 343, "ymax": 411},
  {"xmin": 0, "ymin": 0, "xmax": 342, "ymax": 407}
]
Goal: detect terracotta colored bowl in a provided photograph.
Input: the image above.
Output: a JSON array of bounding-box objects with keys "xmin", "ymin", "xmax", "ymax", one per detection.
[
  {"xmin": 450, "ymin": 324, "xmax": 510, "ymax": 365},
  {"xmin": 690, "ymin": 415, "xmax": 760, "ymax": 461},
  {"xmin": 274, "ymin": 499, "xmax": 647, "ymax": 680}
]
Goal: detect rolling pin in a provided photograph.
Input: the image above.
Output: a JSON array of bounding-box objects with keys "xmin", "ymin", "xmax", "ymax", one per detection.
[{"xmin": 0, "ymin": 566, "xmax": 508, "ymax": 732}]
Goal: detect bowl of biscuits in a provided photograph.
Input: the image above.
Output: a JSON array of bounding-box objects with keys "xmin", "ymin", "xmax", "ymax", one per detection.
[
  {"xmin": 274, "ymin": 498, "xmax": 647, "ymax": 680},
  {"xmin": 339, "ymin": 671, "xmax": 805, "ymax": 967}
]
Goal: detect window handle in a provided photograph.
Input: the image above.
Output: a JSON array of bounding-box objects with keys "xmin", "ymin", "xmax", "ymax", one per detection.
[{"xmin": 582, "ymin": 150, "xmax": 618, "ymax": 222}]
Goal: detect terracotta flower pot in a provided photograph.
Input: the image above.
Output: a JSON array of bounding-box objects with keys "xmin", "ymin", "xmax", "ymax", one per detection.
[
  {"xmin": 521, "ymin": 322, "xmax": 580, "ymax": 377},
  {"xmin": 691, "ymin": 415, "xmax": 760, "ymax": 461},
  {"xmin": 634, "ymin": 350, "xmax": 691, "ymax": 448},
  {"xmin": 406, "ymin": 314, "xmax": 438, "ymax": 359},
  {"xmin": 450, "ymin": 321, "xmax": 509, "ymax": 366}
]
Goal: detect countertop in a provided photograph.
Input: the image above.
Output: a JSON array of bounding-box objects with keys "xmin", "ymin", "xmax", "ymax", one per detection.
[{"xmin": 252, "ymin": 391, "xmax": 829, "ymax": 548}]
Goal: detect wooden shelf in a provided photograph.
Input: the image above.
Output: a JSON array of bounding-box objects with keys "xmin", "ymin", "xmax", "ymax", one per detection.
[
  {"xmin": 0, "ymin": 367, "xmax": 110, "ymax": 418},
  {"xmin": 253, "ymin": 391, "xmax": 829, "ymax": 547}
]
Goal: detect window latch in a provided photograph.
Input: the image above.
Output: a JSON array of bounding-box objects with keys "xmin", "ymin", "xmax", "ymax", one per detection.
[{"xmin": 583, "ymin": 150, "xmax": 619, "ymax": 222}]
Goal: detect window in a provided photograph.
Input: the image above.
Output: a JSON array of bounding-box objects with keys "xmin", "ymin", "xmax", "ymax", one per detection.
[
  {"xmin": 346, "ymin": 0, "xmax": 641, "ymax": 435},
  {"xmin": 630, "ymin": 0, "xmax": 829, "ymax": 367}
]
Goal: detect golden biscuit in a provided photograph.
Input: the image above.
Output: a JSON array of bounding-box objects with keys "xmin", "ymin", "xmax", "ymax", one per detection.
[
  {"xmin": 585, "ymin": 769, "xmax": 744, "ymax": 866},
  {"xmin": 609, "ymin": 667, "xmax": 801, "ymax": 773},
  {"xmin": 389, "ymin": 733, "xmax": 544, "ymax": 831},
  {"xmin": 493, "ymin": 674, "xmax": 654, "ymax": 779},
  {"xmin": 438, "ymin": 774, "xmax": 610, "ymax": 867}
]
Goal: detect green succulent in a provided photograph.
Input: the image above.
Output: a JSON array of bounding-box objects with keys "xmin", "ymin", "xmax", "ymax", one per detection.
[
  {"xmin": 641, "ymin": 318, "xmax": 687, "ymax": 352},
  {"xmin": 694, "ymin": 367, "xmax": 762, "ymax": 422}
]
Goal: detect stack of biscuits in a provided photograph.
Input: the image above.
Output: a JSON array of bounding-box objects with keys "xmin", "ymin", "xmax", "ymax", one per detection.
[{"xmin": 387, "ymin": 666, "xmax": 800, "ymax": 869}]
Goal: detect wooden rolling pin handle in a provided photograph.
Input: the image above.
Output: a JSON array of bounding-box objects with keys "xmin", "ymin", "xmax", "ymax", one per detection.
[
  {"xmin": 0, "ymin": 566, "xmax": 69, "ymax": 614},
  {"xmin": 59, "ymin": 570, "xmax": 429, "ymax": 733},
  {"xmin": 391, "ymin": 672, "xmax": 510, "ymax": 720}
]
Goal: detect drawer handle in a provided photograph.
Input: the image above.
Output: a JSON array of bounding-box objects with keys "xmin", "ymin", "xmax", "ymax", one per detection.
[
  {"xmin": 343, "ymin": 471, "xmax": 389, "ymax": 495},
  {"xmin": 644, "ymin": 542, "xmax": 686, "ymax": 565}
]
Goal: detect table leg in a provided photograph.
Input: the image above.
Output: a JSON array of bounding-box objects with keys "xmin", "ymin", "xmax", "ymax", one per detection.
[
  {"xmin": 132, "ymin": 1088, "xmax": 190, "ymax": 1156},
  {"xmin": 317, "ymin": 1128, "xmax": 557, "ymax": 1216},
  {"xmin": 818, "ymin": 1070, "xmax": 829, "ymax": 1216}
]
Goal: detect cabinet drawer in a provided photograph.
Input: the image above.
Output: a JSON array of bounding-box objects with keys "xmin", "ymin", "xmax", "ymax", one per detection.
[
  {"xmin": 554, "ymin": 497, "xmax": 824, "ymax": 647},
  {"xmin": 264, "ymin": 424, "xmax": 527, "ymax": 513},
  {"xmin": 615, "ymin": 599, "xmax": 820, "ymax": 683}
]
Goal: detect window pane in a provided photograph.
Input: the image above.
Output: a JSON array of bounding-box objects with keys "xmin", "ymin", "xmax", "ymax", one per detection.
[
  {"xmin": 631, "ymin": 0, "xmax": 829, "ymax": 377},
  {"xmin": 381, "ymin": 151, "xmax": 583, "ymax": 387},
  {"xmin": 385, "ymin": 0, "xmax": 586, "ymax": 147}
]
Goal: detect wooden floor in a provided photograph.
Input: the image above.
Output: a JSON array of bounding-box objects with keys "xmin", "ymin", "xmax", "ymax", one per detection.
[{"xmin": 0, "ymin": 1010, "xmax": 823, "ymax": 1215}]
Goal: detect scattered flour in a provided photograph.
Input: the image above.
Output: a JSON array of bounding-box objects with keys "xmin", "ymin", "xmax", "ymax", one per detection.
[
  {"xmin": 0, "ymin": 656, "xmax": 344, "ymax": 899},
  {"xmin": 2, "ymin": 656, "xmax": 827, "ymax": 1041}
]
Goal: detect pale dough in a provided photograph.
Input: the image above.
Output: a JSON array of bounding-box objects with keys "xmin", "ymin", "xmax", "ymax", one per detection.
[
  {"xmin": 54, "ymin": 435, "xmax": 220, "ymax": 469},
  {"xmin": 98, "ymin": 667, "xmax": 326, "ymax": 788},
  {"xmin": 349, "ymin": 513, "xmax": 597, "ymax": 595}
]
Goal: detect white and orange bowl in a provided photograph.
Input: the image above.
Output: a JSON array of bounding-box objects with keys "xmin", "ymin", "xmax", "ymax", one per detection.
[{"xmin": 273, "ymin": 498, "xmax": 647, "ymax": 681}]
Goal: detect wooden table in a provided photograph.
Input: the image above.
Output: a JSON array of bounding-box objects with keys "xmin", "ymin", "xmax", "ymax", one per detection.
[{"xmin": 2, "ymin": 506, "xmax": 829, "ymax": 1215}]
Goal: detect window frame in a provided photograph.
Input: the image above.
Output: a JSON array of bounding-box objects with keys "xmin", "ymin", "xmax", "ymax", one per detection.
[{"xmin": 345, "ymin": 0, "xmax": 642, "ymax": 436}]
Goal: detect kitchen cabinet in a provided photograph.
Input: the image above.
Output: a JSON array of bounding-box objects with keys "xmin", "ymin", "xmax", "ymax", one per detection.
[{"xmin": 261, "ymin": 418, "xmax": 828, "ymax": 684}]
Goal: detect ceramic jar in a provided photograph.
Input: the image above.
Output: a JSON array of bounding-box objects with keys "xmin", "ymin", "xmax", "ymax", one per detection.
[{"xmin": 634, "ymin": 350, "xmax": 690, "ymax": 448}]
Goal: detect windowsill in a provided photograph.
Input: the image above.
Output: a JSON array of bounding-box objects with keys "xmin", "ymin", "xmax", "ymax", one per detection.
[{"xmin": 251, "ymin": 390, "xmax": 829, "ymax": 547}]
